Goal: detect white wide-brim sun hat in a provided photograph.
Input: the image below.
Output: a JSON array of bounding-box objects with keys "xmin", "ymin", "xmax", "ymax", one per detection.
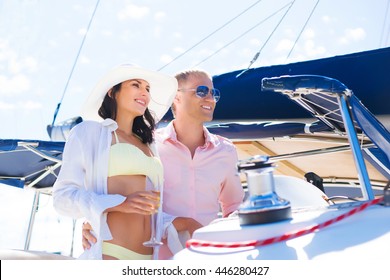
[{"xmin": 81, "ymin": 64, "xmax": 178, "ymax": 123}]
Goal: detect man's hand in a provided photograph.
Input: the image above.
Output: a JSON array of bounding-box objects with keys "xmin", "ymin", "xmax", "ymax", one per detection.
[
  {"xmin": 173, "ymin": 217, "xmax": 203, "ymax": 237},
  {"xmin": 82, "ymin": 221, "xmax": 96, "ymax": 250}
]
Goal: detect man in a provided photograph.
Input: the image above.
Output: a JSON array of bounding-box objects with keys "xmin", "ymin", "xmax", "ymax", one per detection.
[{"xmin": 83, "ymin": 69, "xmax": 244, "ymax": 259}]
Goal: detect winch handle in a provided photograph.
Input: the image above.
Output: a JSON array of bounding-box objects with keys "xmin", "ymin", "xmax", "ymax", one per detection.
[{"xmin": 236, "ymin": 155, "xmax": 273, "ymax": 172}]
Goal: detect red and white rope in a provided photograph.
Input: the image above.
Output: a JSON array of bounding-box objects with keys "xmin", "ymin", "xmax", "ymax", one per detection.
[{"xmin": 186, "ymin": 197, "xmax": 383, "ymax": 249}]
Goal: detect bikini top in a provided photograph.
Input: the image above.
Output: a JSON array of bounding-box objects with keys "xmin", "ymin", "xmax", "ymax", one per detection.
[{"xmin": 108, "ymin": 130, "xmax": 163, "ymax": 188}]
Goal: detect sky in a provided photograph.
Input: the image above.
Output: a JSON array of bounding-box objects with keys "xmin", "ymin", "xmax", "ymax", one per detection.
[
  {"xmin": 0, "ymin": 0, "xmax": 389, "ymax": 141},
  {"xmin": 0, "ymin": 0, "xmax": 390, "ymax": 257}
]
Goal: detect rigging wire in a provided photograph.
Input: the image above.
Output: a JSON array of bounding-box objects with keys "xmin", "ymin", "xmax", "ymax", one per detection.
[
  {"xmin": 380, "ymin": 0, "xmax": 390, "ymax": 47},
  {"xmin": 157, "ymin": 0, "xmax": 264, "ymax": 71},
  {"xmin": 192, "ymin": 2, "xmax": 294, "ymax": 71},
  {"xmin": 235, "ymin": 1, "xmax": 295, "ymax": 77},
  {"xmin": 285, "ymin": 0, "xmax": 320, "ymax": 62},
  {"xmin": 50, "ymin": 0, "xmax": 101, "ymax": 126}
]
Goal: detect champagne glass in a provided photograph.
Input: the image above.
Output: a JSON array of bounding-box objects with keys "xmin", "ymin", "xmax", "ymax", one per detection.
[{"xmin": 143, "ymin": 179, "xmax": 163, "ymax": 247}]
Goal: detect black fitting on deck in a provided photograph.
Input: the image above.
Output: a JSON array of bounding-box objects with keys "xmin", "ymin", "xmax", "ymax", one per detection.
[{"xmin": 384, "ymin": 182, "xmax": 390, "ymax": 207}]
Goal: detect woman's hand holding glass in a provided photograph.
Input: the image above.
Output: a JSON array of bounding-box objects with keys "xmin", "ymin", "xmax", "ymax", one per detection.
[
  {"xmin": 143, "ymin": 180, "xmax": 163, "ymax": 247},
  {"xmin": 107, "ymin": 191, "xmax": 160, "ymax": 215}
]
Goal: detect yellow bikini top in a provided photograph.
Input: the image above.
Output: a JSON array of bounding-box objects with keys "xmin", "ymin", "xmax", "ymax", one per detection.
[{"xmin": 108, "ymin": 130, "xmax": 163, "ymax": 188}]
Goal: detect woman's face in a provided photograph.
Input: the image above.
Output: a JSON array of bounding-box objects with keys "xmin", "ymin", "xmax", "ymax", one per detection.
[{"xmin": 115, "ymin": 79, "xmax": 151, "ymax": 118}]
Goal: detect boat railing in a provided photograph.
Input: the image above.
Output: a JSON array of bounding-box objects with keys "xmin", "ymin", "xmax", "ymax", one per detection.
[{"xmin": 262, "ymin": 75, "xmax": 390, "ymax": 200}]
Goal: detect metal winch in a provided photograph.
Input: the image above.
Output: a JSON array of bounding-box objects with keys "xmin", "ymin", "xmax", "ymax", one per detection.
[{"xmin": 237, "ymin": 155, "xmax": 292, "ymax": 225}]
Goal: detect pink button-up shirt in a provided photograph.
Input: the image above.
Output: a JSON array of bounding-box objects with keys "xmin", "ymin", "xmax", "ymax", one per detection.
[{"xmin": 156, "ymin": 122, "xmax": 244, "ymax": 226}]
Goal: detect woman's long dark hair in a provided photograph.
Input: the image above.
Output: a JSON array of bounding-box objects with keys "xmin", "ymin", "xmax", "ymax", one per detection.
[{"xmin": 98, "ymin": 83, "xmax": 156, "ymax": 144}]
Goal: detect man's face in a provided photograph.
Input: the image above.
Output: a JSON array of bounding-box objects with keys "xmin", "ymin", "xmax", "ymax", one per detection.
[{"xmin": 175, "ymin": 74, "xmax": 216, "ymax": 123}]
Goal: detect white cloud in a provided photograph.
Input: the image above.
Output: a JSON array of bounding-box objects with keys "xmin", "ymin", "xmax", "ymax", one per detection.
[
  {"xmin": 238, "ymin": 47, "xmax": 256, "ymax": 57},
  {"xmin": 346, "ymin": 27, "xmax": 366, "ymax": 40},
  {"xmin": 20, "ymin": 100, "xmax": 42, "ymax": 110},
  {"xmin": 0, "ymin": 40, "xmax": 36, "ymax": 96},
  {"xmin": 322, "ymin": 15, "xmax": 331, "ymax": 23},
  {"xmin": 0, "ymin": 74, "xmax": 31, "ymax": 95},
  {"xmin": 72, "ymin": 4, "xmax": 83, "ymax": 12},
  {"xmin": 79, "ymin": 28, "xmax": 87, "ymax": 36},
  {"xmin": 214, "ymin": 41, "xmax": 229, "ymax": 55},
  {"xmin": 160, "ymin": 54, "xmax": 173, "ymax": 64},
  {"xmin": 285, "ymin": 53, "xmax": 307, "ymax": 64},
  {"xmin": 0, "ymin": 99, "xmax": 43, "ymax": 112},
  {"xmin": 48, "ymin": 40, "xmax": 58, "ymax": 48},
  {"xmin": 173, "ymin": 47, "xmax": 185, "ymax": 53},
  {"xmin": 275, "ymin": 39, "xmax": 294, "ymax": 52},
  {"xmin": 249, "ymin": 38, "xmax": 261, "ymax": 47},
  {"xmin": 339, "ymin": 28, "xmax": 366, "ymax": 45},
  {"xmin": 321, "ymin": 15, "xmax": 336, "ymax": 24},
  {"xmin": 283, "ymin": 28, "xmax": 296, "ymax": 38},
  {"xmin": 0, "ymin": 101, "xmax": 15, "ymax": 110},
  {"xmin": 117, "ymin": 4, "xmax": 150, "ymax": 20},
  {"xmin": 304, "ymin": 39, "xmax": 326, "ymax": 56},
  {"xmin": 272, "ymin": 37, "xmax": 326, "ymax": 64},
  {"xmin": 80, "ymin": 55, "xmax": 90, "ymax": 64},
  {"xmin": 154, "ymin": 11, "xmax": 166, "ymax": 21},
  {"xmin": 303, "ymin": 28, "xmax": 315, "ymax": 40},
  {"xmin": 101, "ymin": 29, "xmax": 113, "ymax": 37},
  {"xmin": 9, "ymin": 60, "xmax": 23, "ymax": 73},
  {"xmin": 23, "ymin": 57, "xmax": 38, "ymax": 71},
  {"xmin": 196, "ymin": 48, "xmax": 215, "ymax": 59},
  {"xmin": 154, "ymin": 26, "xmax": 163, "ymax": 38},
  {"xmin": 173, "ymin": 32, "xmax": 181, "ymax": 39}
]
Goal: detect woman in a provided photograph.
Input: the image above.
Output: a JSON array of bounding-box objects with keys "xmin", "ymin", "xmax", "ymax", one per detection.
[{"xmin": 53, "ymin": 64, "xmax": 177, "ymax": 260}]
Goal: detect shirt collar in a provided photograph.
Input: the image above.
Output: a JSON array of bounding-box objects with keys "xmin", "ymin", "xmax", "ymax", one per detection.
[
  {"xmin": 157, "ymin": 121, "xmax": 177, "ymax": 142},
  {"xmin": 203, "ymin": 126, "xmax": 219, "ymax": 148},
  {"xmin": 101, "ymin": 118, "xmax": 118, "ymax": 131},
  {"xmin": 158, "ymin": 120, "xmax": 219, "ymax": 148}
]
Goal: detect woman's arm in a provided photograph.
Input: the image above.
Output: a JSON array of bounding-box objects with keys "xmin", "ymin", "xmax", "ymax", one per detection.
[
  {"xmin": 53, "ymin": 124, "xmax": 125, "ymax": 222},
  {"xmin": 82, "ymin": 215, "xmax": 202, "ymax": 250}
]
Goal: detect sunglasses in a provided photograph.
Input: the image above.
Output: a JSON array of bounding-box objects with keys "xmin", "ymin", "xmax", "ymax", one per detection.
[{"xmin": 178, "ymin": 85, "xmax": 221, "ymax": 102}]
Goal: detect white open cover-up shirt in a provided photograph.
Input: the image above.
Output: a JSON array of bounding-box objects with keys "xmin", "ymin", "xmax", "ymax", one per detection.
[{"xmin": 53, "ymin": 118, "xmax": 178, "ymax": 259}]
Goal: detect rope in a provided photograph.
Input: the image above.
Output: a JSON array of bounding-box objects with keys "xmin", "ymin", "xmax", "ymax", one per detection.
[
  {"xmin": 51, "ymin": 0, "xmax": 101, "ymax": 126},
  {"xmin": 285, "ymin": 0, "xmax": 320, "ymax": 61},
  {"xmin": 380, "ymin": 0, "xmax": 390, "ymax": 47},
  {"xmin": 157, "ymin": 0, "xmax": 264, "ymax": 71},
  {"xmin": 193, "ymin": 2, "xmax": 293, "ymax": 70},
  {"xmin": 186, "ymin": 196, "xmax": 383, "ymax": 249},
  {"xmin": 236, "ymin": 0, "xmax": 295, "ymax": 77}
]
